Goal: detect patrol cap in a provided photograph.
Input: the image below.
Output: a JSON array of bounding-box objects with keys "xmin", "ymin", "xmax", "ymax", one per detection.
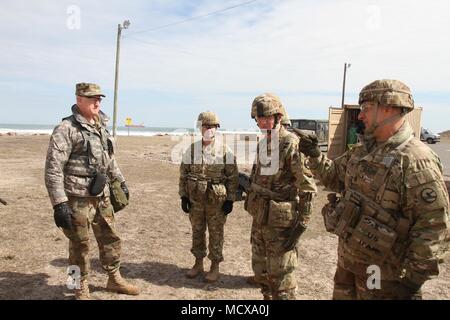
[{"xmin": 75, "ymin": 82, "xmax": 105, "ymax": 97}]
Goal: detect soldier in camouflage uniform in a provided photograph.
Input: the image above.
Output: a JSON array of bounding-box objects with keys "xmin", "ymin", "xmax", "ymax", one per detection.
[
  {"xmin": 244, "ymin": 93, "xmax": 317, "ymax": 300},
  {"xmin": 45, "ymin": 83, "xmax": 140, "ymax": 300},
  {"xmin": 246, "ymin": 100, "xmax": 317, "ymax": 290},
  {"xmin": 295, "ymin": 79, "xmax": 450, "ymax": 299},
  {"xmin": 179, "ymin": 111, "xmax": 239, "ymax": 283}
]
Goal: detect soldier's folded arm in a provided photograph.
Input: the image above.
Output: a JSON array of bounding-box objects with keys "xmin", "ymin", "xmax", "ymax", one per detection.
[
  {"xmin": 401, "ymin": 161, "xmax": 450, "ymax": 287},
  {"xmin": 45, "ymin": 123, "xmax": 73, "ymax": 207}
]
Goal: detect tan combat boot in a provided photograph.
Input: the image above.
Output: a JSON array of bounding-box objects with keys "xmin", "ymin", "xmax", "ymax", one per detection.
[
  {"xmin": 75, "ymin": 278, "xmax": 90, "ymax": 300},
  {"xmin": 186, "ymin": 258, "xmax": 204, "ymax": 279},
  {"xmin": 204, "ymin": 261, "xmax": 220, "ymax": 283},
  {"xmin": 106, "ymin": 271, "xmax": 140, "ymax": 295}
]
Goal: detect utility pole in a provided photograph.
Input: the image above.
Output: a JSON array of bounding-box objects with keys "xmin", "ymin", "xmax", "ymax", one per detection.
[
  {"xmin": 112, "ymin": 20, "xmax": 130, "ymax": 137},
  {"xmin": 341, "ymin": 62, "xmax": 351, "ymax": 108}
]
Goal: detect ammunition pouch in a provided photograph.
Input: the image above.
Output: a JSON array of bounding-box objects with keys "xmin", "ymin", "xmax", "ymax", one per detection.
[
  {"xmin": 337, "ymin": 190, "xmax": 411, "ymax": 265},
  {"xmin": 333, "ymin": 199, "xmax": 361, "ymax": 239},
  {"xmin": 186, "ymin": 176, "xmax": 226, "ymax": 203},
  {"xmin": 321, "ymin": 193, "xmax": 340, "ymax": 233},
  {"xmin": 89, "ymin": 172, "xmax": 107, "ymax": 196},
  {"xmin": 208, "ymin": 183, "xmax": 227, "ymax": 203},
  {"xmin": 186, "ymin": 178, "xmax": 208, "ymax": 202},
  {"xmin": 347, "ymin": 215, "xmax": 398, "ymax": 264},
  {"xmin": 268, "ymin": 200, "xmax": 297, "ymax": 228},
  {"xmin": 109, "ymin": 179, "xmax": 129, "ymax": 213}
]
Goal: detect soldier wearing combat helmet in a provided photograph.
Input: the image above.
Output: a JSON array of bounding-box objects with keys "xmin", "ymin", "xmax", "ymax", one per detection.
[
  {"xmin": 179, "ymin": 111, "xmax": 239, "ymax": 283},
  {"xmin": 244, "ymin": 93, "xmax": 316, "ymax": 299},
  {"xmin": 45, "ymin": 82, "xmax": 140, "ymax": 299},
  {"xmin": 294, "ymin": 79, "xmax": 450, "ymax": 299}
]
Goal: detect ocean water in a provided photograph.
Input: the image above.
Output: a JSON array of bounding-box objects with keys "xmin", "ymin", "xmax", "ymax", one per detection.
[{"xmin": 0, "ymin": 123, "xmax": 258, "ymax": 137}]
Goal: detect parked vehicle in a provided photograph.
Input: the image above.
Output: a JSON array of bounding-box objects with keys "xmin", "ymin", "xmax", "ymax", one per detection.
[
  {"xmin": 420, "ymin": 127, "xmax": 440, "ymax": 144},
  {"xmin": 290, "ymin": 119, "xmax": 329, "ymax": 151}
]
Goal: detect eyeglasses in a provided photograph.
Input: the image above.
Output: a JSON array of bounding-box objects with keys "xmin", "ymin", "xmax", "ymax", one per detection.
[
  {"xmin": 85, "ymin": 96, "xmax": 102, "ymax": 103},
  {"xmin": 360, "ymin": 102, "xmax": 376, "ymax": 113},
  {"xmin": 202, "ymin": 125, "xmax": 218, "ymax": 129}
]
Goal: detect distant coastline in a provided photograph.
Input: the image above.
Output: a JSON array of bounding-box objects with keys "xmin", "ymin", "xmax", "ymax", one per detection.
[{"xmin": 0, "ymin": 123, "xmax": 259, "ymax": 137}]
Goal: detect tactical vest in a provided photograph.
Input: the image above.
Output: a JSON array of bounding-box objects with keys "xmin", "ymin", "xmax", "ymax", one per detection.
[
  {"xmin": 334, "ymin": 136, "xmax": 413, "ymax": 266},
  {"xmin": 246, "ymin": 129, "xmax": 300, "ymax": 227},
  {"xmin": 63, "ymin": 115, "xmax": 112, "ymax": 178},
  {"xmin": 184, "ymin": 141, "xmax": 229, "ymax": 204}
]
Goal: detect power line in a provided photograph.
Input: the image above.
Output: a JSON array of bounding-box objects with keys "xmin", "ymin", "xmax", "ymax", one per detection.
[
  {"xmin": 124, "ymin": 36, "xmax": 260, "ymax": 68},
  {"xmin": 124, "ymin": 0, "xmax": 260, "ymax": 37}
]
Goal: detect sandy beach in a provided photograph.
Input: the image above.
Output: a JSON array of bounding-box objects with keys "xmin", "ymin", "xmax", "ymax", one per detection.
[{"xmin": 0, "ymin": 135, "xmax": 449, "ymax": 300}]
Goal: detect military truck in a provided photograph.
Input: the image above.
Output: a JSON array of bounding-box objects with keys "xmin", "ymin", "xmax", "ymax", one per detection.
[
  {"xmin": 327, "ymin": 104, "xmax": 422, "ymax": 159},
  {"xmin": 290, "ymin": 119, "xmax": 329, "ymax": 151}
]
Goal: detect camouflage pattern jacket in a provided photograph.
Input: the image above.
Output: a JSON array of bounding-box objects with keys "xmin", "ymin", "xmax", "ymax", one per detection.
[
  {"xmin": 179, "ymin": 139, "xmax": 239, "ymax": 204},
  {"xmin": 245, "ymin": 126, "xmax": 317, "ymax": 227},
  {"xmin": 45, "ymin": 105, "xmax": 124, "ymax": 206},
  {"xmin": 309, "ymin": 121, "xmax": 450, "ymax": 285}
]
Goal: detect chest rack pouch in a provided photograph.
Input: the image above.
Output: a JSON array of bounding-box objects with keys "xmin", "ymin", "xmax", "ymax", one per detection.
[{"xmin": 86, "ymin": 140, "xmax": 107, "ymax": 196}]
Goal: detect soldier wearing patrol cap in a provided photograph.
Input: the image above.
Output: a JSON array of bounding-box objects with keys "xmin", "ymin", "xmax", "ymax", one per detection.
[
  {"xmin": 294, "ymin": 79, "xmax": 450, "ymax": 299},
  {"xmin": 244, "ymin": 93, "xmax": 317, "ymax": 300},
  {"xmin": 45, "ymin": 82, "xmax": 140, "ymax": 300},
  {"xmin": 179, "ymin": 111, "xmax": 239, "ymax": 283}
]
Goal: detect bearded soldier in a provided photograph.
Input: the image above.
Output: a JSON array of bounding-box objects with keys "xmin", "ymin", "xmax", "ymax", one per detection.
[
  {"xmin": 244, "ymin": 93, "xmax": 317, "ymax": 300},
  {"xmin": 179, "ymin": 111, "xmax": 239, "ymax": 283},
  {"xmin": 45, "ymin": 82, "xmax": 140, "ymax": 300},
  {"xmin": 295, "ymin": 79, "xmax": 450, "ymax": 299}
]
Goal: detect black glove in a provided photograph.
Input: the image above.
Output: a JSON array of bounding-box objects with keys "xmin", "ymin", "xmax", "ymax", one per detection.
[
  {"xmin": 181, "ymin": 196, "xmax": 191, "ymax": 213},
  {"xmin": 292, "ymin": 128, "xmax": 321, "ymax": 158},
  {"xmin": 399, "ymin": 277, "xmax": 423, "ymax": 299},
  {"xmin": 53, "ymin": 202, "xmax": 73, "ymax": 230},
  {"xmin": 282, "ymin": 223, "xmax": 307, "ymax": 252},
  {"xmin": 222, "ymin": 200, "xmax": 233, "ymax": 215},
  {"xmin": 121, "ymin": 181, "xmax": 130, "ymax": 200}
]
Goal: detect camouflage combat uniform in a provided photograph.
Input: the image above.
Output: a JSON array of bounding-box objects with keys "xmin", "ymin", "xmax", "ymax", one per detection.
[
  {"xmin": 245, "ymin": 93, "xmax": 317, "ymax": 300},
  {"xmin": 45, "ymin": 104, "xmax": 124, "ymax": 280},
  {"xmin": 307, "ymin": 80, "xmax": 450, "ymax": 299},
  {"xmin": 179, "ymin": 113, "xmax": 238, "ymax": 278}
]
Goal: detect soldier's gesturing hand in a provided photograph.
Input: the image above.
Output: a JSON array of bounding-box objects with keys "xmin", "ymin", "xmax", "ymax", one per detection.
[
  {"xmin": 181, "ymin": 196, "xmax": 191, "ymax": 213},
  {"xmin": 292, "ymin": 128, "xmax": 321, "ymax": 158},
  {"xmin": 222, "ymin": 200, "xmax": 233, "ymax": 215},
  {"xmin": 53, "ymin": 202, "xmax": 73, "ymax": 230}
]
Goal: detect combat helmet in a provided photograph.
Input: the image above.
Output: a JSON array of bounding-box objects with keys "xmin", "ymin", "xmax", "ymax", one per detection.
[
  {"xmin": 281, "ymin": 112, "xmax": 291, "ymax": 126},
  {"xmin": 197, "ymin": 111, "xmax": 220, "ymax": 128},
  {"xmin": 251, "ymin": 93, "xmax": 285, "ymax": 118},
  {"xmin": 358, "ymin": 79, "xmax": 414, "ymax": 113}
]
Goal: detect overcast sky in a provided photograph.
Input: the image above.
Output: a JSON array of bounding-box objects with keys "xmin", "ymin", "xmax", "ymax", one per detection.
[{"xmin": 1, "ymin": 0, "xmax": 449, "ymax": 132}]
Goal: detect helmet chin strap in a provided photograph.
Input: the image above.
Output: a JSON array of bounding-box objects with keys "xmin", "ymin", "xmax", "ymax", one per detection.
[{"xmin": 362, "ymin": 102, "xmax": 406, "ymax": 151}]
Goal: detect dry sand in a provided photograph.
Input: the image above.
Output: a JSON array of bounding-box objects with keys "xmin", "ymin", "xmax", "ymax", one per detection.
[{"xmin": 0, "ymin": 135, "xmax": 449, "ymax": 300}]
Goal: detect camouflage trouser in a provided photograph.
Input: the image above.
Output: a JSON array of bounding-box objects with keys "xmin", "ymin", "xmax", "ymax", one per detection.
[
  {"xmin": 189, "ymin": 200, "xmax": 227, "ymax": 263},
  {"xmin": 62, "ymin": 196, "xmax": 121, "ymax": 280},
  {"xmin": 251, "ymin": 219, "xmax": 298, "ymax": 300},
  {"xmin": 333, "ymin": 265, "xmax": 422, "ymax": 300}
]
